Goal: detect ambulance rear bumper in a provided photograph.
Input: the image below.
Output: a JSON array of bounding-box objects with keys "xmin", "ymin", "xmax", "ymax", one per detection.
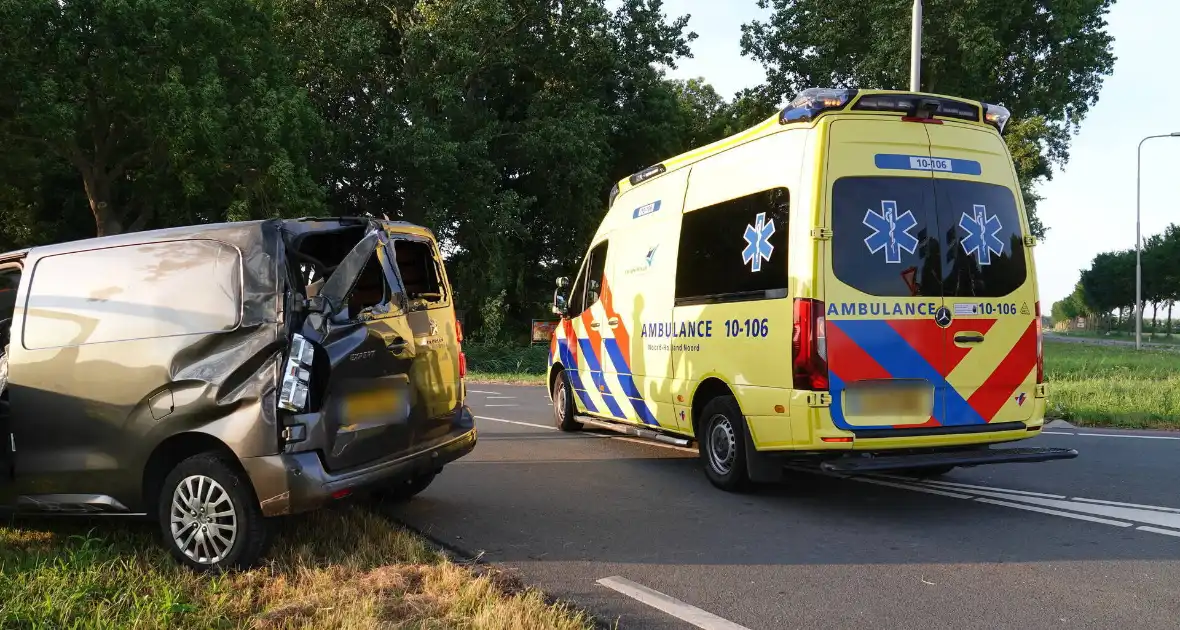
[{"xmin": 816, "ymin": 446, "xmax": 1078, "ymax": 474}]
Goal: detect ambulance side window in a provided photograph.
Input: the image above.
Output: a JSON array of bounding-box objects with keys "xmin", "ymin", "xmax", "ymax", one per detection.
[
  {"xmin": 567, "ymin": 240, "xmax": 609, "ymax": 315},
  {"xmin": 675, "ymin": 187, "xmax": 789, "ymax": 306}
]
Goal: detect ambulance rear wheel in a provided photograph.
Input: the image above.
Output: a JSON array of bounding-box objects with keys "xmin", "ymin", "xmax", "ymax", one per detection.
[
  {"xmin": 552, "ymin": 370, "xmax": 582, "ymax": 432},
  {"xmin": 699, "ymin": 396, "xmax": 749, "ymax": 492}
]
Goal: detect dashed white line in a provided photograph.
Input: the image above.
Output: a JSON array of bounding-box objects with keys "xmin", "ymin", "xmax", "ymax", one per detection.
[
  {"xmin": 1138, "ymin": 526, "xmax": 1180, "ymax": 538},
  {"xmin": 467, "ymin": 389, "xmax": 501, "ymax": 394},
  {"xmin": 973, "ymin": 497, "xmax": 1134, "ymax": 527},
  {"xmin": 474, "ymin": 415, "xmax": 695, "ymax": 452},
  {"xmin": 596, "ymin": 576, "xmax": 752, "ymax": 630},
  {"xmin": 1069, "ymin": 497, "xmax": 1180, "ymax": 514},
  {"xmin": 486, "ymin": 396, "xmax": 517, "ymax": 399},
  {"xmin": 484, "ymin": 404, "xmax": 520, "ymax": 407},
  {"xmin": 475, "ymin": 416, "xmax": 553, "ymax": 430},
  {"xmin": 897, "ymin": 477, "xmax": 1066, "ymax": 499},
  {"xmin": 1041, "ymin": 430, "xmax": 1180, "ymax": 441},
  {"xmin": 852, "ymin": 477, "xmax": 972, "ymax": 499}
]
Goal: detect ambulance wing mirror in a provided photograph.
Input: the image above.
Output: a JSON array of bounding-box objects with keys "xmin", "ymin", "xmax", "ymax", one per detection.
[{"xmin": 552, "ymin": 277, "xmax": 570, "ymax": 316}]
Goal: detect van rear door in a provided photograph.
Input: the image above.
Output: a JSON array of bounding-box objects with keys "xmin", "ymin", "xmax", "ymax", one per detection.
[
  {"xmin": 823, "ymin": 118, "xmax": 945, "ymax": 431},
  {"xmin": 927, "ymin": 123, "xmax": 1038, "ymax": 425}
]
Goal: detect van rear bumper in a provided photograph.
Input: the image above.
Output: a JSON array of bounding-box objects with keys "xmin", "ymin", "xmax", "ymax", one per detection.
[
  {"xmin": 816, "ymin": 445, "xmax": 1078, "ymax": 475},
  {"xmin": 241, "ymin": 406, "xmax": 478, "ymax": 517}
]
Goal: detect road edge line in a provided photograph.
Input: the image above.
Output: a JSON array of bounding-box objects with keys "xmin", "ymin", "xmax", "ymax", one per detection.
[{"xmin": 596, "ymin": 576, "xmax": 752, "ymax": 630}]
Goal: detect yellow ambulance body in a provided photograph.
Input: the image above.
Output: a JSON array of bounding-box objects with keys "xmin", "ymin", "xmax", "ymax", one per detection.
[{"xmin": 546, "ymin": 88, "xmax": 1077, "ymax": 490}]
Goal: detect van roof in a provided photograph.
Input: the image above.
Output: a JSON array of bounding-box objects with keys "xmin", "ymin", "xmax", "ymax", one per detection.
[
  {"xmin": 0, "ymin": 216, "xmax": 433, "ymax": 260},
  {"xmin": 609, "ymin": 88, "xmax": 1008, "ymax": 205}
]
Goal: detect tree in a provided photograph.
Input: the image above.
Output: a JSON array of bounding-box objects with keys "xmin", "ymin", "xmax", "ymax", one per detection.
[
  {"xmin": 1081, "ymin": 249, "xmax": 1135, "ymax": 330},
  {"xmin": 739, "ymin": 0, "xmax": 1118, "ymax": 241},
  {"xmin": 0, "ymin": 0, "xmax": 325, "ymax": 237}
]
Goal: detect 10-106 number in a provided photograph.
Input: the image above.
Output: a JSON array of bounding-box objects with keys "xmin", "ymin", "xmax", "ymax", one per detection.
[{"xmin": 724, "ymin": 318, "xmax": 769, "ymax": 338}]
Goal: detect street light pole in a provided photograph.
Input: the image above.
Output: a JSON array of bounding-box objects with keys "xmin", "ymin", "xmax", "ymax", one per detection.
[
  {"xmin": 910, "ymin": 0, "xmax": 922, "ymax": 91},
  {"xmin": 1135, "ymin": 132, "xmax": 1180, "ymax": 350}
]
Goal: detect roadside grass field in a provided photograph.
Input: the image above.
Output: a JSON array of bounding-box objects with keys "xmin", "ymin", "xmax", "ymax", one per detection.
[
  {"xmin": 0, "ymin": 505, "xmax": 592, "ymax": 630},
  {"xmin": 466, "ymin": 340, "xmax": 1180, "ymax": 430},
  {"xmin": 1044, "ymin": 340, "xmax": 1180, "ymax": 429}
]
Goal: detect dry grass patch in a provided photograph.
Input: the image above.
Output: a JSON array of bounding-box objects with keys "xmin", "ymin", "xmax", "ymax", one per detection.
[{"xmin": 1, "ymin": 505, "xmax": 594, "ymax": 630}]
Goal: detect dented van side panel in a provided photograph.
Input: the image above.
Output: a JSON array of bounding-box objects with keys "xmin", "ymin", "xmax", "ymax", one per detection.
[{"xmin": 5, "ymin": 221, "xmax": 288, "ymax": 512}]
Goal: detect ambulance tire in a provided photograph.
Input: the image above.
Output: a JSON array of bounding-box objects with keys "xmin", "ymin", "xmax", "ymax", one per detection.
[
  {"xmin": 699, "ymin": 396, "xmax": 750, "ymax": 492},
  {"xmin": 552, "ymin": 370, "xmax": 582, "ymax": 432}
]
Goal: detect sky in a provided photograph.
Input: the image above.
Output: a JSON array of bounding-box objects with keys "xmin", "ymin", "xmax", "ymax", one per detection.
[{"xmin": 652, "ymin": 0, "xmax": 1180, "ymax": 306}]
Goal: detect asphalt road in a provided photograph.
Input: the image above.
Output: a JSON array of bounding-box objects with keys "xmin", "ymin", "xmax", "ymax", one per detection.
[{"xmin": 385, "ymin": 384, "xmax": 1180, "ymax": 630}]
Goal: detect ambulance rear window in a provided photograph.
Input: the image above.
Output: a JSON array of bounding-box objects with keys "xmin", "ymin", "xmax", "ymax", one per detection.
[
  {"xmin": 831, "ymin": 176, "xmax": 940, "ymax": 297},
  {"xmin": 935, "ymin": 179, "xmax": 1027, "ymax": 298},
  {"xmin": 831, "ymin": 176, "xmax": 1027, "ymax": 299}
]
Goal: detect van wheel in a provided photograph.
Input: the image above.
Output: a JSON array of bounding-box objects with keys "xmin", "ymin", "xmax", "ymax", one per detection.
[
  {"xmin": 374, "ymin": 471, "xmax": 437, "ymax": 503},
  {"xmin": 698, "ymin": 396, "xmax": 750, "ymax": 492},
  {"xmin": 552, "ymin": 370, "xmax": 582, "ymax": 432},
  {"xmin": 158, "ymin": 453, "xmax": 270, "ymax": 572}
]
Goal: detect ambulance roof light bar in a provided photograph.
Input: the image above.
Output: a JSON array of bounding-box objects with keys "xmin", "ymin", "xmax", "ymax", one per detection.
[{"xmin": 779, "ymin": 88, "xmax": 858, "ymax": 125}]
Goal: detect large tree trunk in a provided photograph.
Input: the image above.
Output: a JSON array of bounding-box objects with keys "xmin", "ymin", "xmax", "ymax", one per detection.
[
  {"xmin": 1153, "ymin": 302, "xmax": 1159, "ymax": 338},
  {"xmin": 1169, "ymin": 301, "xmax": 1175, "ymax": 338},
  {"xmin": 81, "ymin": 168, "xmax": 124, "ymax": 237}
]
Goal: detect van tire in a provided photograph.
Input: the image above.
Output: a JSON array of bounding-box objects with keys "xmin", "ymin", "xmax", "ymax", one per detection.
[
  {"xmin": 698, "ymin": 396, "xmax": 750, "ymax": 492},
  {"xmin": 552, "ymin": 370, "xmax": 582, "ymax": 432},
  {"xmin": 158, "ymin": 453, "xmax": 270, "ymax": 572}
]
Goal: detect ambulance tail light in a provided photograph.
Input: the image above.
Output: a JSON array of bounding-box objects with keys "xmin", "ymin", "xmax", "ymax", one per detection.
[
  {"xmin": 1035, "ymin": 302, "xmax": 1044, "ymax": 384},
  {"xmin": 456, "ymin": 320, "xmax": 467, "ymax": 379},
  {"xmin": 793, "ymin": 298, "xmax": 829, "ymax": 391}
]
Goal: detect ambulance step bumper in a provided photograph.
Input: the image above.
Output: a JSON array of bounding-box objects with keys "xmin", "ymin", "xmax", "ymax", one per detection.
[{"xmin": 817, "ymin": 446, "xmax": 1079, "ymax": 474}]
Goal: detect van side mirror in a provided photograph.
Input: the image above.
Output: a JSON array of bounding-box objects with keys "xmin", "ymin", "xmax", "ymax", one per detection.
[
  {"xmin": 556, "ymin": 276, "xmax": 570, "ymax": 289},
  {"xmin": 552, "ymin": 294, "xmax": 567, "ymax": 315}
]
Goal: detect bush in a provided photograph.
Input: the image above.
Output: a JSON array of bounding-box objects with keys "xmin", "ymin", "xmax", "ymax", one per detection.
[{"xmin": 464, "ymin": 342, "xmax": 549, "ymax": 376}]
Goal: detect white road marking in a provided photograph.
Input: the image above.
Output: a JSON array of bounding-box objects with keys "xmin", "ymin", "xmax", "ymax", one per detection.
[
  {"xmin": 853, "ymin": 475, "xmax": 1180, "ymax": 536},
  {"xmin": 486, "ymin": 396, "xmax": 516, "ymax": 399},
  {"xmin": 474, "ymin": 416, "xmax": 695, "ymax": 453},
  {"xmin": 1138, "ymin": 526, "xmax": 1180, "ymax": 538},
  {"xmin": 1041, "ymin": 430, "xmax": 1180, "ymax": 441},
  {"xmin": 467, "ymin": 389, "xmax": 501, "ymax": 394},
  {"xmin": 596, "ymin": 576, "xmax": 752, "ymax": 630},
  {"xmin": 475, "ymin": 416, "xmax": 554, "ymax": 430},
  {"xmin": 973, "ymin": 497, "xmax": 1133, "ymax": 527},
  {"xmin": 484, "ymin": 404, "xmax": 520, "ymax": 408},
  {"xmin": 852, "ymin": 477, "xmax": 972, "ymax": 499}
]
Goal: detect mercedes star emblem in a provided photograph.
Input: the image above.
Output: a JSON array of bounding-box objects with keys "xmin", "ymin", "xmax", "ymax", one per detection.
[{"xmin": 935, "ymin": 306, "xmax": 953, "ymax": 328}]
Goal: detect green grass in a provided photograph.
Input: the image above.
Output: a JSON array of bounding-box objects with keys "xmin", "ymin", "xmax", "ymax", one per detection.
[
  {"xmin": 1044, "ymin": 340, "xmax": 1180, "ymax": 429},
  {"xmin": 466, "ymin": 340, "xmax": 1180, "ymax": 429},
  {"xmin": 0, "ymin": 506, "xmax": 594, "ymax": 630}
]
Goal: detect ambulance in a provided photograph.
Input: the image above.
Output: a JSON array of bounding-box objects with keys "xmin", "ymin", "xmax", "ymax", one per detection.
[{"xmin": 546, "ymin": 88, "xmax": 1078, "ymax": 491}]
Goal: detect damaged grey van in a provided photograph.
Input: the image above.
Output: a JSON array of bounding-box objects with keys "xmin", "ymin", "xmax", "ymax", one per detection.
[{"xmin": 0, "ymin": 217, "xmax": 476, "ymax": 570}]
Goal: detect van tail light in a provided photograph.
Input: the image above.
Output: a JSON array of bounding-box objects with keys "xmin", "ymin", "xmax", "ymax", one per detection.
[
  {"xmin": 793, "ymin": 298, "xmax": 829, "ymax": 391},
  {"xmin": 455, "ymin": 319, "xmax": 467, "ymax": 379},
  {"xmin": 1035, "ymin": 302, "xmax": 1044, "ymax": 384}
]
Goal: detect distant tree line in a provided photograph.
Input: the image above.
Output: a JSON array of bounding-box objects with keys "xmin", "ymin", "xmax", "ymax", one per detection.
[
  {"xmin": 1052, "ymin": 224, "xmax": 1180, "ymax": 335},
  {"xmin": 0, "ymin": 0, "xmax": 1117, "ymax": 341}
]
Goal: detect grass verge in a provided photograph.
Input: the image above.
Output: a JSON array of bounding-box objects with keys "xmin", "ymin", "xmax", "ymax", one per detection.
[
  {"xmin": 1044, "ymin": 340, "xmax": 1180, "ymax": 429},
  {"xmin": 1, "ymin": 505, "xmax": 594, "ymax": 630}
]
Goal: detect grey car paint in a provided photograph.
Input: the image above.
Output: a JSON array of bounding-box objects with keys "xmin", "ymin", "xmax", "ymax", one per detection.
[{"xmin": 0, "ymin": 217, "xmax": 475, "ymax": 518}]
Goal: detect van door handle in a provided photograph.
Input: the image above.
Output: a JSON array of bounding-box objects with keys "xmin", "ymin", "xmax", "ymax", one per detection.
[
  {"xmin": 954, "ymin": 333, "xmax": 985, "ymax": 344},
  {"xmin": 607, "ymin": 317, "xmax": 620, "ymax": 328},
  {"xmin": 589, "ymin": 321, "xmax": 601, "ymax": 330}
]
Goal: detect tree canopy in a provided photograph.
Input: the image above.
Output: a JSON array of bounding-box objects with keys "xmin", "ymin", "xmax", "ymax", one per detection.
[{"xmin": 740, "ymin": 0, "xmax": 1118, "ymax": 240}]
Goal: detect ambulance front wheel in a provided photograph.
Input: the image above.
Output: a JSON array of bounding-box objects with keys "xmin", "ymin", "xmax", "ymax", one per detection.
[
  {"xmin": 552, "ymin": 370, "xmax": 582, "ymax": 432},
  {"xmin": 699, "ymin": 396, "xmax": 750, "ymax": 492}
]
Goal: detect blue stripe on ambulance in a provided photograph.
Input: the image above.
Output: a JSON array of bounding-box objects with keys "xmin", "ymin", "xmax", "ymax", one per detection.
[
  {"xmin": 558, "ymin": 336, "xmax": 598, "ymax": 413},
  {"xmin": 603, "ymin": 338, "xmax": 660, "ymax": 426},
  {"xmin": 834, "ymin": 320, "xmax": 988, "ymax": 427},
  {"xmin": 576, "ymin": 337, "xmax": 626, "ymax": 420}
]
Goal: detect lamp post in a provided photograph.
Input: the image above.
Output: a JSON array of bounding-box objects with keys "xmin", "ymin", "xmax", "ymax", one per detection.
[
  {"xmin": 1135, "ymin": 132, "xmax": 1180, "ymax": 350},
  {"xmin": 910, "ymin": 0, "xmax": 922, "ymax": 91}
]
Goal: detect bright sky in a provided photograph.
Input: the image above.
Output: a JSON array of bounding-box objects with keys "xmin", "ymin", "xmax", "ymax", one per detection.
[{"xmin": 655, "ymin": 0, "xmax": 1180, "ymax": 305}]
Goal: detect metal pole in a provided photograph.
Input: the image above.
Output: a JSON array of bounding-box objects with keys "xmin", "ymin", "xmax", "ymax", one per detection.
[
  {"xmin": 910, "ymin": 0, "xmax": 922, "ymax": 91},
  {"xmin": 1135, "ymin": 132, "xmax": 1180, "ymax": 350}
]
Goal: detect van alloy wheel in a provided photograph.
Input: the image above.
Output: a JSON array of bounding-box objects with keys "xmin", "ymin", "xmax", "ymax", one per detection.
[
  {"xmin": 552, "ymin": 370, "xmax": 582, "ymax": 432},
  {"xmin": 170, "ymin": 475, "xmax": 238, "ymax": 565},
  {"xmin": 707, "ymin": 414, "xmax": 737, "ymax": 475}
]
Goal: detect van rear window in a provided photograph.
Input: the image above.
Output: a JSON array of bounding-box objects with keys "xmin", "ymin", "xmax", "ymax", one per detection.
[
  {"xmin": 831, "ymin": 177, "xmax": 1026, "ymax": 298},
  {"xmin": 23, "ymin": 240, "xmax": 242, "ymax": 349}
]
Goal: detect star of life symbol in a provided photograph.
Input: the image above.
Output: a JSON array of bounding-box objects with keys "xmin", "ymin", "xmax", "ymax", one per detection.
[
  {"xmin": 742, "ymin": 211, "xmax": 776, "ymax": 272},
  {"xmin": 863, "ymin": 200, "xmax": 919, "ymax": 264},
  {"xmin": 960, "ymin": 204, "xmax": 1005, "ymax": 265}
]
